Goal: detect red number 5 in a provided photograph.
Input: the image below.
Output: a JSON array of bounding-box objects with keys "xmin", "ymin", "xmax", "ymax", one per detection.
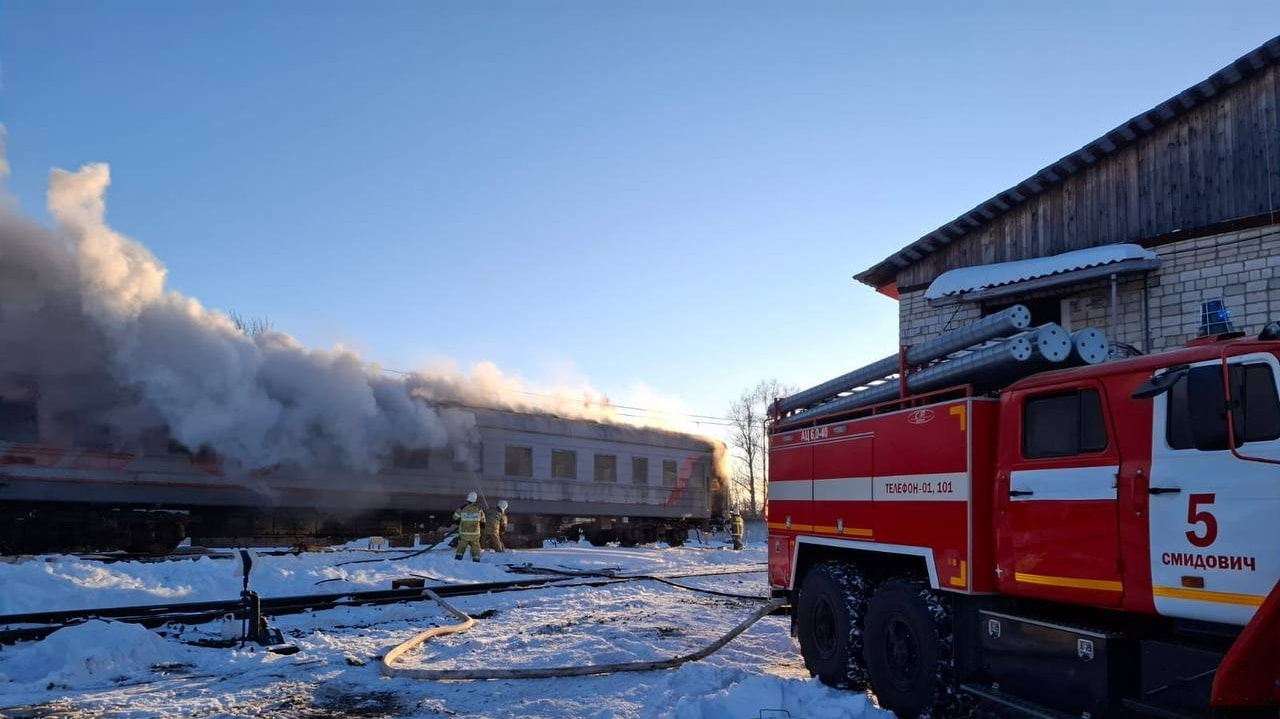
[{"xmin": 1185, "ymin": 493, "xmax": 1217, "ymax": 548}]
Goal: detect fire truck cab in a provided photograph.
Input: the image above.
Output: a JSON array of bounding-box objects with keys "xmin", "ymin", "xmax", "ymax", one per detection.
[{"xmin": 769, "ymin": 336, "xmax": 1280, "ymax": 719}]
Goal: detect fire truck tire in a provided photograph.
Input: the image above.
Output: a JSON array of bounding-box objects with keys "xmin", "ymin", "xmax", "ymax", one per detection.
[
  {"xmin": 863, "ymin": 579, "xmax": 968, "ymax": 719},
  {"xmin": 795, "ymin": 562, "xmax": 870, "ymax": 689}
]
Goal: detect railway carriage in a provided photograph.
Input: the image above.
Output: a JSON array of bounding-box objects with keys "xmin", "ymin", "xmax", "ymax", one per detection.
[{"xmin": 0, "ymin": 398, "xmax": 728, "ymax": 554}]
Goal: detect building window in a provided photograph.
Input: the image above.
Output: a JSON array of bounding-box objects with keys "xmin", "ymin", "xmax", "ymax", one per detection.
[
  {"xmin": 1168, "ymin": 363, "xmax": 1280, "ymax": 450},
  {"xmin": 1022, "ymin": 389, "xmax": 1108, "ymax": 459},
  {"xmin": 632, "ymin": 457, "xmax": 649, "ymax": 485},
  {"xmin": 662, "ymin": 459, "xmax": 677, "ymax": 487},
  {"xmin": 552, "ymin": 449, "xmax": 577, "ymax": 479},
  {"xmin": 593, "ymin": 454, "xmax": 617, "ymax": 482},
  {"xmin": 504, "ymin": 445, "xmax": 533, "ymax": 477}
]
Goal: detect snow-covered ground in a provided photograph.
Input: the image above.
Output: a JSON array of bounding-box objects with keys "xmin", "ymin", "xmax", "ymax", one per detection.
[{"xmin": 0, "ymin": 540, "xmax": 891, "ymax": 719}]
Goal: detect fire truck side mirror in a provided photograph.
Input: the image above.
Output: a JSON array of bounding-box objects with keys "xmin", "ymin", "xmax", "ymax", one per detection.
[
  {"xmin": 1187, "ymin": 364, "xmax": 1244, "ymax": 451},
  {"xmin": 1131, "ymin": 365, "xmax": 1188, "ymax": 400}
]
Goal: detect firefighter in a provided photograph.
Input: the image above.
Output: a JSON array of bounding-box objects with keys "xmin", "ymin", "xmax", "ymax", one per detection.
[
  {"xmin": 453, "ymin": 491, "xmax": 485, "ymax": 562},
  {"xmin": 729, "ymin": 510, "xmax": 745, "ymax": 550},
  {"xmin": 483, "ymin": 499, "xmax": 509, "ymax": 552}
]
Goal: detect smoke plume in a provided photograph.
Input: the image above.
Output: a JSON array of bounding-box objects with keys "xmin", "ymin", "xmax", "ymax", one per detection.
[
  {"xmin": 0, "ymin": 143, "xmax": 717, "ymax": 475},
  {"xmin": 1, "ymin": 158, "xmax": 480, "ymax": 472}
]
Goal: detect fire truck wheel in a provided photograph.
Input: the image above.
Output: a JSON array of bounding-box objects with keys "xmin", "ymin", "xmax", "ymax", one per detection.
[
  {"xmin": 795, "ymin": 562, "xmax": 870, "ymax": 689},
  {"xmin": 863, "ymin": 579, "xmax": 959, "ymax": 719}
]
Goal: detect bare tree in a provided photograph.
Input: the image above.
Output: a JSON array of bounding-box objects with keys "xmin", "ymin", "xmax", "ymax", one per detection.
[
  {"xmin": 229, "ymin": 312, "xmax": 273, "ymax": 337},
  {"xmin": 727, "ymin": 379, "xmax": 792, "ymax": 518}
]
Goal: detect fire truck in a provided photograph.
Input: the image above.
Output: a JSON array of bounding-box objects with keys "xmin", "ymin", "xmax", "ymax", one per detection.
[{"xmin": 768, "ymin": 311, "xmax": 1279, "ymax": 719}]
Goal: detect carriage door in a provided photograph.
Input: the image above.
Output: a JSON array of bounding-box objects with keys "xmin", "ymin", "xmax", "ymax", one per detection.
[{"xmin": 998, "ymin": 382, "xmax": 1124, "ymax": 607}]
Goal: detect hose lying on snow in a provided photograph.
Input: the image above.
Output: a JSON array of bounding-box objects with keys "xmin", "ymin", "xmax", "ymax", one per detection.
[
  {"xmin": 379, "ymin": 589, "xmax": 786, "ymax": 681},
  {"xmin": 332, "ymin": 531, "xmax": 459, "ymax": 568}
]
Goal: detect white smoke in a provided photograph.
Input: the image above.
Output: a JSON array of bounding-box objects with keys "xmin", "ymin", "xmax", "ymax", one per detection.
[
  {"xmin": 0, "ymin": 145, "xmax": 710, "ymax": 475},
  {"xmin": 1, "ymin": 158, "xmax": 478, "ymax": 472}
]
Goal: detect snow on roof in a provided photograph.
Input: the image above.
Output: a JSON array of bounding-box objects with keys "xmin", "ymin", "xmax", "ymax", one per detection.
[{"xmin": 924, "ymin": 243, "xmax": 1160, "ymax": 300}]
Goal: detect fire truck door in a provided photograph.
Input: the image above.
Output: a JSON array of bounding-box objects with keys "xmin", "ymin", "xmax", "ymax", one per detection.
[
  {"xmin": 999, "ymin": 384, "xmax": 1124, "ymax": 607},
  {"xmin": 1147, "ymin": 353, "xmax": 1280, "ymax": 626}
]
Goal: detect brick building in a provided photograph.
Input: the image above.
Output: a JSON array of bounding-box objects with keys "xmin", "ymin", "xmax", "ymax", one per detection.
[{"xmin": 856, "ymin": 37, "xmax": 1280, "ymax": 355}]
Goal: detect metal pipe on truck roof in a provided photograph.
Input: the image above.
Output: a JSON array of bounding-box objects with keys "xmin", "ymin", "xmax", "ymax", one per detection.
[
  {"xmin": 787, "ymin": 335, "xmax": 1034, "ymax": 419},
  {"xmin": 1023, "ymin": 324, "xmax": 1072, "ymax": 363},
  {"xmin": 776, "ymin": 304, "xmax": 1032, "ymax": 414},
  {"xmin": 784, "ymin": 323, "xmax": 1080, "ymax": 422},
  {"xmin": 1068, "ymin": 328, "xmax": 1110, "ymax": 365}
]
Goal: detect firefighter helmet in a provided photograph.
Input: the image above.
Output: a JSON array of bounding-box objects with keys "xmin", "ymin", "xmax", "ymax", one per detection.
[{"xmin": 466, "ymin": 491, "xmax": 478, "ymax": 503}]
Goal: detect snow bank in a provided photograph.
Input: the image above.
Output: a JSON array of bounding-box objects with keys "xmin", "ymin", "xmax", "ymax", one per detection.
[{"xmin": 0, "ymin": 620, "xmax": 179, "ymax": 687}]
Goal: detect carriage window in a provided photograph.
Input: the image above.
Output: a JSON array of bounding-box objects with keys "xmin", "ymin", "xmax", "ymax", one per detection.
[
  {"xmin": 75, "ymin": 423, "xmax": 115, "ymax": 450},
  {"xmin": 692, "ymin": 458, "xmax": 708, "ymax": 486},
  {"xmin": 632, "ymin": 457, "xmax": 649, "ymax": 485},
  {"xmin": 392, "ymin": 445, "xmax": 431, "ymax": 469},
  {"xmin": 169, "ymin": 440, "xmax": 217, "ymax": 463},
  {"xmin": 662, "ymin": 459, "xmax": 677, "ymax": 486},
  {"xmin": 453, "ymin": 441, "xmax": 481, "ymax": 472},
  {"xmin": 593, "ymin": 454, "xmax": 617, "ymax": 482},
  {"xmin": 1022, "ymin": 389, "xmax": 1108, "ymax": 459},
  {"xmin": 552, "ymin": 449, "xmax": 577, "ymax": 479},
  {"xmin": 504, "ymin": 445, "xmax": 533, "ymax": 477},
  {"xmin": 1168, "ymin": 362, "xmax": 1280, "ymax": 450},
  {"xmin": 0, "ymin": 399, "xmax": 38, "ymax": 443}
]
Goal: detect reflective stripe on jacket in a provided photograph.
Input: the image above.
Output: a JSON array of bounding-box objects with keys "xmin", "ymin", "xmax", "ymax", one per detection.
[{"xmin": 453, "ymin": 502, "xmax": 486, "ymax": 537}]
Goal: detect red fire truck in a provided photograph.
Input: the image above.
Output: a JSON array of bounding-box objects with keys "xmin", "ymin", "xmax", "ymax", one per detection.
[{"xmin": 768, "ymin": 333, "xmax": 1280, "ymax": 719}]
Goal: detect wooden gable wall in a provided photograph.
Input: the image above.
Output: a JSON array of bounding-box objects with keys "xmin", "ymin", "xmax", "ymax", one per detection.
[{"xmin": 898, "ymin": 64, "xmax": 1280, "ymax": 290}]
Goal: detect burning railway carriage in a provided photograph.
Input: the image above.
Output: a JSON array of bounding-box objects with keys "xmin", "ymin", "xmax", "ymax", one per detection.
[{"xmin": 0, "ymin": 401, "xmax": 728, "ymax": 554}]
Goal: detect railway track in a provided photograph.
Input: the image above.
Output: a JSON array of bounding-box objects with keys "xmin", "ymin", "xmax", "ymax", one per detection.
[{"xmin": 0, "ymin": 564, "xmax": 771, "ymax": 646}]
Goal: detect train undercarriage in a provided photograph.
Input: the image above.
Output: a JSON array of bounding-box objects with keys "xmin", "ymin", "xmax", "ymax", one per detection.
[{"xmin": 0, "ymin": 501, "xmax": 710, "ymax": 555}]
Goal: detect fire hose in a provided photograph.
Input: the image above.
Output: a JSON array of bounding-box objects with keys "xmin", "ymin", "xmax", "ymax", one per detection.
[{"xmin": 379, "ymin": 589, "xmax": 786, "ymax": 681}]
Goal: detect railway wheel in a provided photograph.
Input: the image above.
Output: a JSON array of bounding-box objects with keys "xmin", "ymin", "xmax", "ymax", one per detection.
[
  {"xmin": 156, "ymin": 519, "xmax": 186, "ymax": 552},
  {"xmin": 125, "ymin": 518, "xmax": 186, "ymax": 554},
  {"xmin": 795, "ymin": 562, "xmax": 870, "ymax": 689},
  {"xmin": 863, "ymin": 578, "xmax": 966, "ymax": 719}
]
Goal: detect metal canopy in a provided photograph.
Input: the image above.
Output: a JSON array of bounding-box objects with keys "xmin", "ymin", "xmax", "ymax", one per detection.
[{"xmin": 924, "ymin": 244, "xmax": 1161, "ymax": 303}]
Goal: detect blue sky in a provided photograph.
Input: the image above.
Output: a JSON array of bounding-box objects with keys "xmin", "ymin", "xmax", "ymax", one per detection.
[{"xmin": 3, "ymin": 1, "xmax": 1279, "ymax": 434}]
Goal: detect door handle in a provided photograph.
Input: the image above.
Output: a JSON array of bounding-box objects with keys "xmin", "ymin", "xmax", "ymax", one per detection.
[
  {"xmin": 1009, "ymin": 490, "xmax": 1034, "ymax": 497},
  {"xmin": 1148, "ymin": 487, "xmax": 1182, "ymax": 495}
]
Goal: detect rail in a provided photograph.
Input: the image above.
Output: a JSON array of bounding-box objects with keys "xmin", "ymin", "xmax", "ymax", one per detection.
[{"xmin": 0, "ymin": 564, "xmax": 770, "ymax": 646}]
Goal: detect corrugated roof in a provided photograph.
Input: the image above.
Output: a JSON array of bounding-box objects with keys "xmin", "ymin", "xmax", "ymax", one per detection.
[
  {"xmin": 854, "ymin": 34, "xmax": 1280, "ymax": 291},
  {"xmin": 924, "ymin": 244, "xmax": 1158, "ymax": 300}
]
